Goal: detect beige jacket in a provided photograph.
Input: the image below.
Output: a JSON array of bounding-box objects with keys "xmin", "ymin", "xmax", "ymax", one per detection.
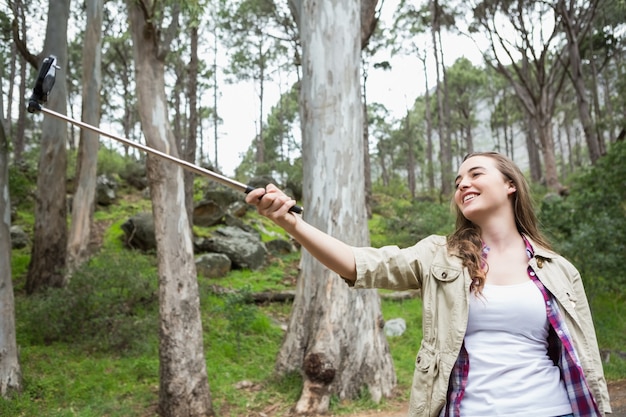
[{"xmin": 350, "ymin": 234, "xmax": 611, "ymax": 417}]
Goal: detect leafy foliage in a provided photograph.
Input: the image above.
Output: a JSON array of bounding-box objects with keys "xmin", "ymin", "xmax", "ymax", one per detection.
[
  {"xmin": 8, "ymin": 162, "xmax": 37, "ymax": 208},
  {"xmin": 539, "ymin": 141, "xmax": 626, "ymax": 296},
  {"xmin": 371, "ymin": 192, "xmax": 454, "ymax": 248},
  {"xmin": 16, "ymin": 250, "xmax": 159, "ymax": 355}
]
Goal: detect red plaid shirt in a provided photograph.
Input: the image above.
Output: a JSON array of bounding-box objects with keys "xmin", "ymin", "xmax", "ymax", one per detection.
[{"xmin": 441, "ymin": 237, "xmax": 601, "ymax": 417}]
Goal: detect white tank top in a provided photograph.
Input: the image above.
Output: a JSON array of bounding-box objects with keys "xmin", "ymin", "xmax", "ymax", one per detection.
[{"xmin": 460, "ymin": 280, "xmax": 573, "ymax": 417}]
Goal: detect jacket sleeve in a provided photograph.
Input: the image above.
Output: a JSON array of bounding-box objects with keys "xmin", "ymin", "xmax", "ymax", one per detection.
[{"xmin": 348, "ymin": 235, "xmax": 446, "ymax": 291}]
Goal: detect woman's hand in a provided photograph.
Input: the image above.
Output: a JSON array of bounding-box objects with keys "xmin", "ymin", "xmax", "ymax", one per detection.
[{"xmin": 245, "ymin": 184, "xmax": 300, "ymax": 231}]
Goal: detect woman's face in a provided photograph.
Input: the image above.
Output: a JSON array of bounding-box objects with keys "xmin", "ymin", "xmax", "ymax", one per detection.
[{"xmin": 454, "ymin": 155, "xmax": 516, "ymax": 223}]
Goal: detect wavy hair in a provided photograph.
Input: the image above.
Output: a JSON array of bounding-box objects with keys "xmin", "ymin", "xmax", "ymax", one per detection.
[{"xmin": 447, "ymin": 152, "xmax": 552, "ymax": 294}]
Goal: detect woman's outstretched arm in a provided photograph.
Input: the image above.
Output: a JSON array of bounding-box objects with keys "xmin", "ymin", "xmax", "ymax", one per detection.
[{"xmin": 245, "ymin": 184, "xmax": 357, "ymax": 281}]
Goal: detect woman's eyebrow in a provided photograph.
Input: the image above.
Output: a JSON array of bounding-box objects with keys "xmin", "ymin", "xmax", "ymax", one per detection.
[{"xmin": 455, "ymin": 166, "xmax": 486, "ymax": 183}]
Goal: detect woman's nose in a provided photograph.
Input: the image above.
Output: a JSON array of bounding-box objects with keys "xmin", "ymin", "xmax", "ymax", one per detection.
[{"xmin": 457, "ymin": 178, "xmax": 470, "ymax": 190}]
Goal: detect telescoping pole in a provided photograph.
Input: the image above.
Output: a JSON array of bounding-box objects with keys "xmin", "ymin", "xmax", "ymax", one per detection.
[{"xmin": 27, "ymin": 55, "xmax": 303, "ymax": 214}]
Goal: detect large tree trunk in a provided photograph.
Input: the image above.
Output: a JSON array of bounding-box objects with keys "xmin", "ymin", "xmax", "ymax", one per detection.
[
  {"xmin": 0, "ymin": 102, "xmax": 22, "ymax": 397},
  {"xmin": 67, "ymin": 0, "xmax": 103, "ymax": 273},
  {"xmin": 281, "ymin": 1, "xmax": 395, "ymax": 414},
  {"xmin": 26, "ymin": 0, "xmax": 70, "ymax": 294},
  {"xmin": 126, "ymin": 3, "xmax": 214, "ymax": 416}
]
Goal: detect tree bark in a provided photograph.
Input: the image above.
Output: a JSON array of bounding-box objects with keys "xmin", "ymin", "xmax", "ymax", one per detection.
[
  {"xmin": 281, "ymin": 1, "xmax": 395, "ymax": 414},
  {"xmin": 0, "ymin": 97, "xmax": 22, "ymax": 397},
  {"xmin": 67, "ymin": 0, "xmax": 103, "ymax": 273},
  {"xmin": 26, "ymin": 0, "xmax": 70, "ymax": 294},
  {"xmin": 126, "ymin": 2, "xmax": 214, "ymax": 416}
]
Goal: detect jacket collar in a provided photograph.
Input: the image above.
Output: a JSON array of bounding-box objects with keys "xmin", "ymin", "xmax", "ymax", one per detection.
[{"xmin": 522, "ymin": 234, "xmax": 558, "ymax": 260}]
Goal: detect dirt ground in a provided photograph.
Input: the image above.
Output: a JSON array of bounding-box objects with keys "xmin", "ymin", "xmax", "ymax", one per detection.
[{"xmin": 341, "ymin": 379, "xmax": 626, "ymax": 417}]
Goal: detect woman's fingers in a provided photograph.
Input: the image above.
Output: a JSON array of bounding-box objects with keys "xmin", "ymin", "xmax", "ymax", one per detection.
[{"xmin": 245, "ymin": 185, "xmax": 295, "ymax": 217}]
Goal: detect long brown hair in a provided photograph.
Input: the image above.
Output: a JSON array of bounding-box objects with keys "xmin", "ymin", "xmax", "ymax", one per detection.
[{"xmin": 447, "ymin": 152, "xmax": 552, "ymax": 294}]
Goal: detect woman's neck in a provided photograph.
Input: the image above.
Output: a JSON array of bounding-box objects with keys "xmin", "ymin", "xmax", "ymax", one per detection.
[{"xmin": 479, "ymin": 219, "xmax": 521, "ymax": 253}]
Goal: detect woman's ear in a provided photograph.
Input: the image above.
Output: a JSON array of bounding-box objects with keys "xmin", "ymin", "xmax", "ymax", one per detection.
[{"xmin": 507, "ymin": 182, "xmax": 517, "ymax": 195}]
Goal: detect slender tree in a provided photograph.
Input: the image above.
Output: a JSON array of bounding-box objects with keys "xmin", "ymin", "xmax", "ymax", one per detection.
[
  {"xmin": 446, "ymin": 57, "xmax": 487, "ymax": 155},
  {"xmin": 555, "ymin": 0, "xmax": 603, "ymax": 163},
  {"xmin": 125, "ymin": 1, "xmax": 213, "ymax": 415},
  {"xmin": 0, "ymin": 91, "xmax": 22, "ymax": 398},
  {"xmin": 22, "ymin": 0, "xmax": 71, "ymax": 293},
  {"xmin": 67, "ymin": 0, "xmax": 103, "ymax": 273},
  {"xmin": 220, "ymin": 0, "xmax": 293, "ymax": 174}
]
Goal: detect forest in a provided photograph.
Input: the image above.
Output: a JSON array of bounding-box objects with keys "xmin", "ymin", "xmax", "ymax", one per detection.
[{"xmin": 0, "ymin": 0, "xmax": 625, "ymax": 416}]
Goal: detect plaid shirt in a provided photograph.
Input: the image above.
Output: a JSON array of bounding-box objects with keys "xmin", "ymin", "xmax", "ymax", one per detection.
[{"xmin": 441, "ymin": 237, "xmax": 601, "ymax": 417}]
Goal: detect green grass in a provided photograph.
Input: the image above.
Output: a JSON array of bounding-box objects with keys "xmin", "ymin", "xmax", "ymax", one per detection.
[
  {"xmin": 5, "ymin": 247, "xmax": 626, "ymax": 416},
  {"xmin": 590, "ymin": 292, "xmax": 626, "ymax": 380}
]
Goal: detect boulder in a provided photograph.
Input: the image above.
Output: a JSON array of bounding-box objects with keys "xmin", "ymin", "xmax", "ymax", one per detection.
[
  {"xmin": 121, "ymin": 212, "xmax": 156, "ymax": 251},
  {"xmin": 10, "ymin": 225, "xmax": 29, "ymax": 249},
  {"xmin": 193, "ymin": 200, "xmax": 225, "ymax": 227},
  {"xmin": 195, "ymin": 226, "xmax": 267, "ymax": 270},
  {"xmin": 195, "ymin": 253, "xmax": 232, "ymax": 278},
  {"xmin": 96, "ymin": 175, "xmax": 117, "ymax": 206},
  {"xmin": 384, "ymin": 317, "xmax": 407, "ymax": 337},
  {"xmin": 266, "ymin": 238, "xmax": 297, "ymax": 255}
]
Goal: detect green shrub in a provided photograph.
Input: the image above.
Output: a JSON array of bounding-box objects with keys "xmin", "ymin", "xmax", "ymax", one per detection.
[
  {"xmin": 539, "ymin": 141, "xmax": 626, "ymax": 296},
  {"xmin": 98, "ymin": 148, "xmax": 131, "ymax": 178},
  {"xmin": 16, "ymin": 250, "xmax": 159, "ymax": 355},
  {"xmin": 373, "ymin": 198, "xmax": 454, "ymax": 248},
  {"xmin": 8, "ymin": 163, "xmax": 36, "ymax": 207}
]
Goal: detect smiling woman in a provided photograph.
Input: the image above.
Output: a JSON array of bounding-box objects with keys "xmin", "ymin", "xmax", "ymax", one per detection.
[{"xmin": 245, "ymin": 151, "xmax": 612, "ymax": 417}]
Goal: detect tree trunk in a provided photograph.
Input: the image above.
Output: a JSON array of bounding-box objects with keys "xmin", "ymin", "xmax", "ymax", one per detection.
[
  {"xmin": 431, "ymin": 0, "xmax": 451, "ymax": 196},
  {"xmin": 212, "ymin": 31, "xmax": 219, "ymax": 169},
  {"xmin": 26, "ymin": 0, "xmax": 71, "ymax": 294},
  {"xmin": 437, "ymin": 23, "xmax": 453, "ymax": 189},
  {"xmin": 256, "ymin": 40, "xmax": 266, "ymax": 173},
  {"xmin": 524, "ymin": 113, "xmax": 542, "ymax": 183},
  {"xmin": 185, "ymin": 25, "xmax": 199, "ymax": 229},
  {"xmin": 405, "ymin": 112, "xmax": 416, "ymax": 199},
  {"xmin": 537, "ymin": 118, "xmax": 560, "ymax": 190},
  {"xmin": 362, "ymin": 81, "xmax": 372, "ymax": 218},
  {"xmin": 281, "ymin": 1, "xmax": 395, "ymax": 414},
  {"xmin": 0, "ymin": 100, "xmax": 22, "ymax": 397},
  {"xmin": 126, "ymin": 3, "xmax": 214, "ymax": 416},
  {"xmin": 557, "ymin": 0, "xmax": 602, "ymax": 163},
  {"xmin": 67, "ymin": 0, "xmax": 103, "ymax": 273},
  {"xmin": 420, "ymin": 53, "xmax": 435, "ymax": 192}
]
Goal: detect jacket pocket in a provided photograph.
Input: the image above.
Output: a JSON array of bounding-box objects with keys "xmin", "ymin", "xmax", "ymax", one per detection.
[
  {"xmin": 430, "ymin": 264, "xmax": 461, "ymax": 282},
  {"xmin": 410, "ymin": 341, "xmax": 440, "ymax": 414}
]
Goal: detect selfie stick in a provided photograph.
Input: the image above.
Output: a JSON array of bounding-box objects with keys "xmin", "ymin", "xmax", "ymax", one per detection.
[{"xmin": 27, "ymin": 55, "xmax": 302, "ymax": 214}]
